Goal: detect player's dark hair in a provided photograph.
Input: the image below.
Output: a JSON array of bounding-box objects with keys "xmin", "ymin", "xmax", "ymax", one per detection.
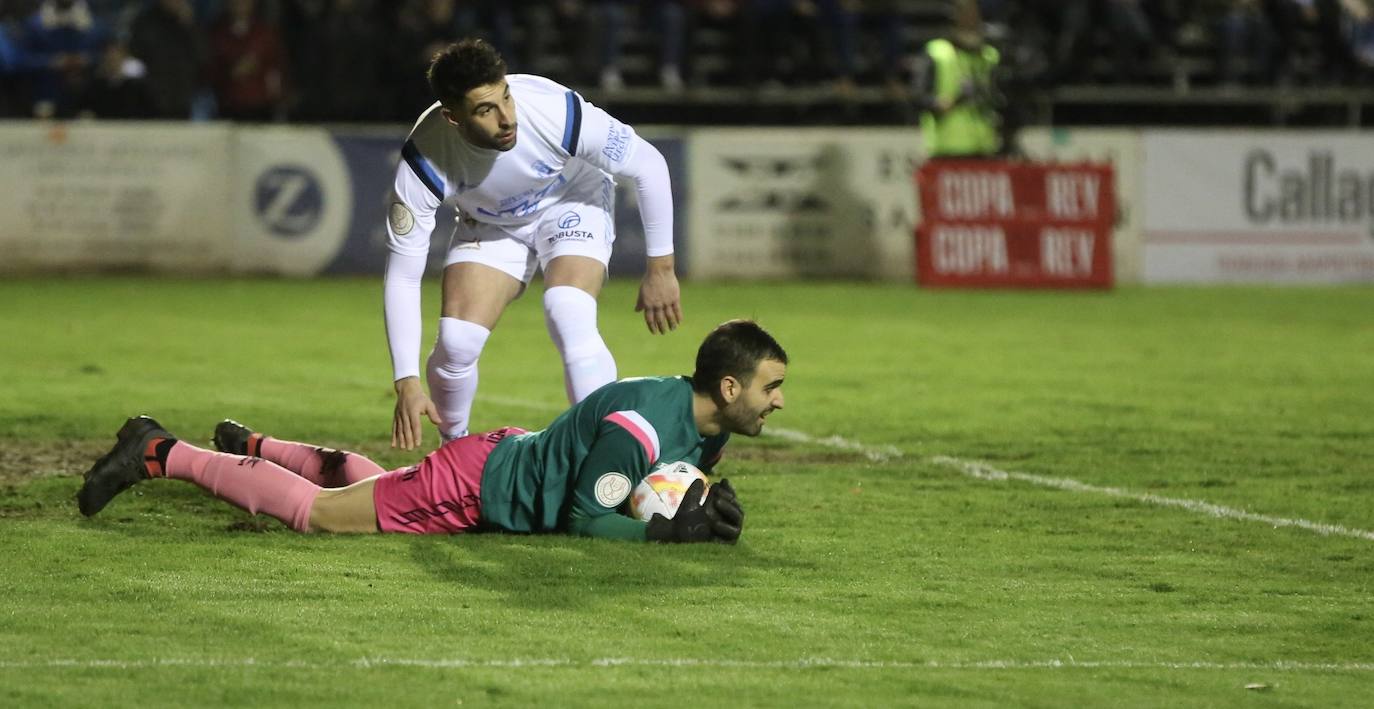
[
  {"xmin": 427, "ymin": 39, "xmax": 507, "ymax": 109},
  {"xmin": 692, "ymin": 320, "xmax": 788, "ymax": 394}
]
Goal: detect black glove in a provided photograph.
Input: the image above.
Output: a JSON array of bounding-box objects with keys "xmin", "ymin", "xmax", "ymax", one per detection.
[
  {"xmin": 645, "ymin": 478, "xmax": 745, "ymax": 544},
  {"xmin": 706, "ymin": 478, "xmax": 744, "ymax": 543}
]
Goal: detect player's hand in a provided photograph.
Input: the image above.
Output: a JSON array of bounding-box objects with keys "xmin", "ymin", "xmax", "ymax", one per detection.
[
  {"xmin": 645, "ymin": 479, "xmax": 743, "ymax": 543},
  {"xmin": 392, "ymin": 377, "xmax": 441, "ymax": 450},
  {"xmin": 635, "ymin": 255, "xmax": 682, "ymax": 335},
  {"xmin": 704, "ymin": 478, "xmax": 744, "ymax": 543}
]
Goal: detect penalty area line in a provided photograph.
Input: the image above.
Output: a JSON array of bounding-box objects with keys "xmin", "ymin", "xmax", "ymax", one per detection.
[
  {"xmin": 1, "ymin": 657, "xmax": 1371, "ymax": 672},
  {"xmin": 931, "ymin": 456, "xmax": 1374, "ymax": 543}
]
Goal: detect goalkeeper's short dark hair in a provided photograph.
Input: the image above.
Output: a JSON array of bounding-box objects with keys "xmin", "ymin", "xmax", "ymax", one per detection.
[
  {"xmin": 692, "ymin": 320, "xmax": 788, "ymax": 394},
  {"xmin": 427, "ymin": 39, "xmax": 507, "ymax": 109}
]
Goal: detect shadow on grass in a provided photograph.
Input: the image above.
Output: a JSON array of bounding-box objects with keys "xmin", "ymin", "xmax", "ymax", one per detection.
[
  {"xmin": 401, "ymin": 528, "xmax": 807, "ymax": 610},
  {"xmin": 15, "ymin": 474, "xmax": 812, "ymax": 609}
]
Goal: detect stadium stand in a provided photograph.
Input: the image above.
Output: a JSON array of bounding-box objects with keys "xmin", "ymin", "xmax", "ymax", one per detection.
[{"xmin": 0, "ymin": 0, "xmax": 1371, "ymax": 127}]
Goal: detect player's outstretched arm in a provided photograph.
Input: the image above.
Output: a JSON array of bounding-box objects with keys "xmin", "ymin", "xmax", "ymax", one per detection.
[
  {"xmin": 574, "ymin": 100, "xmax": 681, "ymax": 335},
  {"xmin": 392, "ymin": 376, "xmax": 441, "ymax": 450},
  {"xmin": 636, "ymin": 254, "xmax": 682, "ymax": 335},
  {"xmin": 645, "ymin": 478, "xmax": 744, "ymax": 544}
]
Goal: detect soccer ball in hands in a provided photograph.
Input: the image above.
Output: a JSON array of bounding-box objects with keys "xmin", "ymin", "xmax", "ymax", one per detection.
[{"xmin": 629, "ymin": 461, "xmax": 708, "ymax": 521}]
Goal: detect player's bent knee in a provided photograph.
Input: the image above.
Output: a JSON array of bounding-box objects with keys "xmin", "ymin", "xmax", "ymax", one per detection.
[
  {"xmin": 433, "ymin": 318, "xmax": 491, "ymax": 371},
  {"xmin": 308, "ymin": 478, "xmax": 382, "ymax": 533}
]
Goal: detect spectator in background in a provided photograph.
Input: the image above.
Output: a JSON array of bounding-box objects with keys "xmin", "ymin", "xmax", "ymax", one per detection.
[
  {"xmin": 19, "ymin": 0, "xmax": 105, "ymax": 118},
  {"xmin": 738, "ymin": 0, "xmax": 830, "ymax": 88},
  {"xmin": 1216, "ymin": 0, "xmax": 1277, "ymax": 85},
  {"xmin": 819, "ymin": 0, "xmax": 861, "ymax": 93},
  {"xmin": 78, "ymin": 40, "xmax": 154, "ymax": 118},
  {"xmin": 595, "ymin": 0, "xmax": 628, "ymax": 91},
  {"xmin": 454, "ymin": 0, "xmax": 515, "ymax": 69},
  {"xmin": 1103, "ymin": 0, "xmax": 1161, "ymax": 83},
  {"xmin": 1027, "ymin": 0, "xmax": 1093, "ymax": 85},
  {"xmin": 913, "ymin": 0, "xmax": 1001, "ymax": 158},
  {"xmin": 291, "ymin": 0, "xmax": 385, "ymax": 121},
  {"xmin": 655, "ymin": 0, "xmax": 688, "ymax": 91},
  {"xmin": 208, "ymin": 0, "xmax": 287, "ymax": 121},
  {"xmin": 1314, "ymin": 0, "xmax": 1365, "ymax": 81},
  {"xmin": 589, "ymin": 0, "xmax": 704, "ymax": 92},
  {"xmin": 681, "ymin": 0, "xmax": 749, "ymax": 86},
  {"xmin": 1260, "ymin": 0, "xmax": 1359, "ymax": 83},
  {"xmin": 278, "ymin": 0, "xmax": 324, "ymax": 100},
  {"xmin": 520, "ymin": 1, "xmax": 626, "ymax": 91},
  {"xmin": 866, "ymin": 0, "xmax": 910, "ymax": 93},
  {"xmin": 1345, "ymin": 0, "xmax": 1374, "ymax": 73},
  {"xmin": 128, "ymin": 0, "xmax": 206, "ymax": 118},
  {"xmin": 1, "ymin": 3, "xmax": 28, "ymax": 117},
  {"xmin": 392, "ymin": 0, "xmax": 458, "ymax": 119}
]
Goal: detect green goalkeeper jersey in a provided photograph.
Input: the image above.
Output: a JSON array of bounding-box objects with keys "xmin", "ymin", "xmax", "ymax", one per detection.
[{"xmin": 478, "ymin": 376, "xmax": 729, "ymax": 541}]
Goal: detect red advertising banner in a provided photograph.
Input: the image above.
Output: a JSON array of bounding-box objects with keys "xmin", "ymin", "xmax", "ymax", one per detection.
[{"xmin": 915, "ymin": 160, "xmax": 1115, "ymax": 288}]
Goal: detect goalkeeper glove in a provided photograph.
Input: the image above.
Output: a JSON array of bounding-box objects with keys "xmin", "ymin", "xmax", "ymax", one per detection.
[{"xmin": 645, "ymin": 478, "xmax": 744, "ymax": 544}]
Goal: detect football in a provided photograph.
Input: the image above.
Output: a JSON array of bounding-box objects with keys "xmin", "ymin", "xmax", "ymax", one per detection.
[{"xmin": 628, "ymin": 461, "xmax": 708, "ymax": 521}]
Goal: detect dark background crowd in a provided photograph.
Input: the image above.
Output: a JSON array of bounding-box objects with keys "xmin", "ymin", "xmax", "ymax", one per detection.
[{"xmin": 0, "ymin": 0, "xmax": 1371, "ymax": 124}]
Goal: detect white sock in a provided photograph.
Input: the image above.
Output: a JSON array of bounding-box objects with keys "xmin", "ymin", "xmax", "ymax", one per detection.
[
  {"xmin": 543, "ymin": 286, "xmax": 617, "ymax": 403},
  {"xmin": 426, "ymin": 318, "xmax": 490, "ymax": 439}
]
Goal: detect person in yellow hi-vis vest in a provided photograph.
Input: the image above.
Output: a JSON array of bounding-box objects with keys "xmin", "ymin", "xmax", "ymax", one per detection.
[{"xmin": 914, "ymin": 0, "xmax": 1002, "ymax": 158}]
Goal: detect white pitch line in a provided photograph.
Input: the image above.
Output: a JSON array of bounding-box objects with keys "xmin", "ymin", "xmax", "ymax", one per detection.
[
  {"xmin": 762, "ymin": 426, "xmax": 903, "ymax": 462},
  {"xmin": 1, "ymin": 657, "xmax": 1372, "ymax": 672},
  {"xmin": 931, "ymin": 456, "xmax": 1374, "ymax": 542}
]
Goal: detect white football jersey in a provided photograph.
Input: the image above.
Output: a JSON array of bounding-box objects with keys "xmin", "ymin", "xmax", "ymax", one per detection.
[{"xmin": 386, "ymin": 73, "xmax": 642, "ymax": 257}]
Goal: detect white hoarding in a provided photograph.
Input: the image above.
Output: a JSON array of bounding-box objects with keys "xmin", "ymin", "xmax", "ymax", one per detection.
[
  {"xmin": 1143, "ymin": 131, "xmax": 1374, "ymax": 283},
  {"xmin": 687, "ymin": 129, "xmax": 922, "ymax": 280},
  {"xmin": 0, "ymin": 122, "xmax": 233, "ymax": 272},
  {"xmin": 1018, "ymin": 127, "xmax": 1142, "ymax": 285},
  {"xmin": 232, "ymin": 127, "xmax": 354, "ymax": 276}
]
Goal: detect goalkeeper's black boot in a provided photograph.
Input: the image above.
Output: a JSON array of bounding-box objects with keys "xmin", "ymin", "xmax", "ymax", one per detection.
[
  {"xmin": 77, "ymin": 416, "xmax": 173, "ymax": 517},
  {"xmin": 212, "ymin": 419, "xmax": 260, "ymax": 456}
]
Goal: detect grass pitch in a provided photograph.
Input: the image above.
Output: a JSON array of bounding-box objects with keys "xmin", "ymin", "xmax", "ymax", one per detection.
[{"xmin": 1, "ymin": 277, "xmax": 1372, "ymax": 707}]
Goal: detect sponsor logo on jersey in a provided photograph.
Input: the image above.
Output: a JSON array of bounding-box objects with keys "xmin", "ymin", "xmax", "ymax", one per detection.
[
  {"xmin": 557, "ymin": 211, "xmax": 581, "ymax": 229},
  {"xmin": 389, "ymin": 202, "xmax": 415, "ymax": 235},
  {"xmin": 594, "ymin": 472, "xmax": 632, "ymax": 507},
  {"xmin": 477, "ymin": 175, "xmax": 568, "ymax": 219},
  {"xmin": 603, "ymin": 123, "xmax": 631, "ymax": 163},
  {"xmin": 548, "ymin": 229, "xmax": 593, "ymax": 244},
  {"xmin": 532, "ymin": 160, "xmax": 557, "ymax": 177},
  {"xmin": 254, "ymin": 165, "xmax": 324, "ymax": 238}
]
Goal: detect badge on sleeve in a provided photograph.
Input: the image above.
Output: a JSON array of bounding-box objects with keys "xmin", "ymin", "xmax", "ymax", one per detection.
[
  {"xmin": 594, "ymin": 472, "xmax": 632, "ymax": 507},
  {"xmin": 389, "ymin": 202, "xmax": 415, "ymax": 236}
]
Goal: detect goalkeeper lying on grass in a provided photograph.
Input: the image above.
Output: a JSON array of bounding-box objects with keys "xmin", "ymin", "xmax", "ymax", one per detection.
[{"xmin": 76, "ymin": 320, "xmax": 786, "ymax": 544}]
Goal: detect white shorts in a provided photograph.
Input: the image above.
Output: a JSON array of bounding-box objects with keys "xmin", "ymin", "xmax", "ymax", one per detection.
[{"xmin": 442, "ymin": 172, "xmax": 616, "ymax": 284}]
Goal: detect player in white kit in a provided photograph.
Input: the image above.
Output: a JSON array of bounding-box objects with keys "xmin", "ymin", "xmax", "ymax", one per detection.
[{"xmin": 384, "ymin": 39, "xmax": 682, "ymax": 449}]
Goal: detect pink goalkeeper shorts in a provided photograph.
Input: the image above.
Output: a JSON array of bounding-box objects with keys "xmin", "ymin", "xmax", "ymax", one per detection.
[{"xmin": 372, "ymin": 427, "xmax": 525, "ymax": 534}]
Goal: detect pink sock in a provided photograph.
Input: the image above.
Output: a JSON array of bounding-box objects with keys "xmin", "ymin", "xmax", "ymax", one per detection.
[
  {"xmin": 164, "ymin": 442, "xmax": 320, "ymax": 532},
  {"xmin": 257, "ymin": 438, "xmax": 385, "ymax": 487}
]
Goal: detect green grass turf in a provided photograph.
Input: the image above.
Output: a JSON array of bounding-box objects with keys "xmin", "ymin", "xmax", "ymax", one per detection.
[{"xmin": 1, "ymin": 277, "xmax": 1372, "ymax": 707}]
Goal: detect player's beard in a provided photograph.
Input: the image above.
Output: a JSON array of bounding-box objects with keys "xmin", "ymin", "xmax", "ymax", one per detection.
[{"xmin": 723, "ymin": 398, "xmax": 770, "ymax": 437}]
